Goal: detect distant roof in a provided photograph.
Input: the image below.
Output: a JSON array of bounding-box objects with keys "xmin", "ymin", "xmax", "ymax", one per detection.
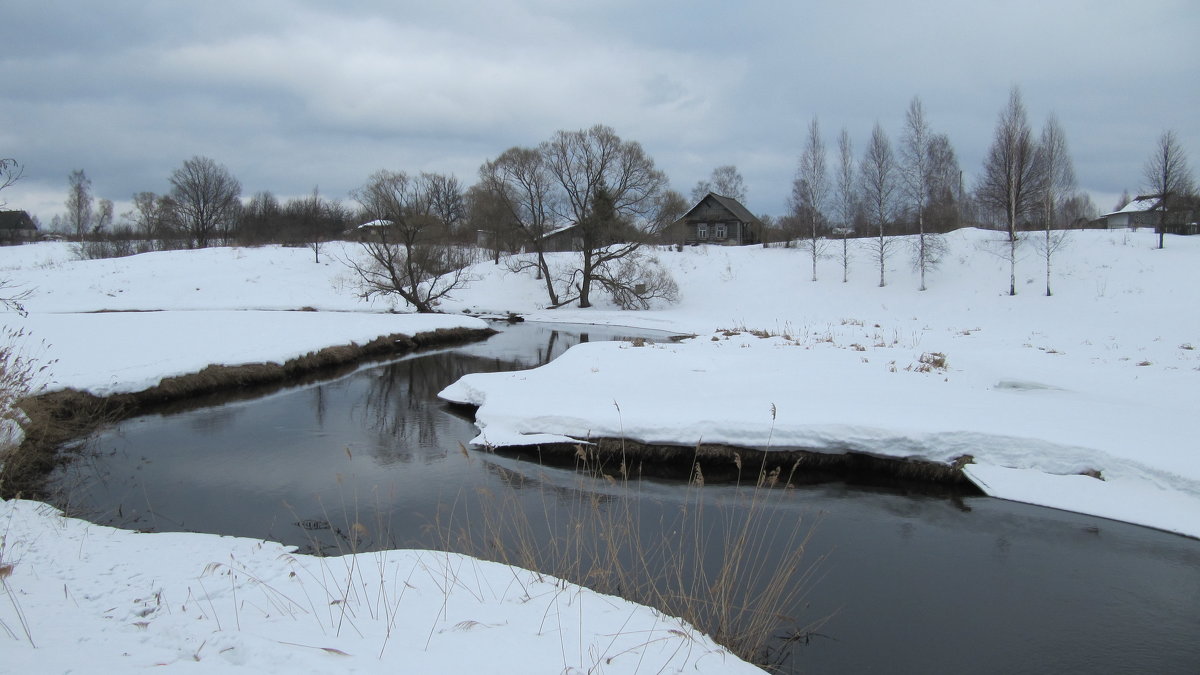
[
  {"xmin": 539, "ymin": 222, "xmax": 578, "ymax": 239},
  {"xmin": 678, "ymin": 192, "xmax": 762, "ymax": 225},
  {"xmin": 0, "ymin": 210, "xmax": 36, "ymax": 230},
  {"xmin": 355, "ymin": 219, "xmax": 392, "ymax": 229},
  {"xmin": 1103, "ymin": 195, "xmax": 1161, "ymax": 217}
]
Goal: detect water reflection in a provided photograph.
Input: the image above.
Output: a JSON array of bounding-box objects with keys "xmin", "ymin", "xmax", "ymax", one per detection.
[{"xmin": 46, "ymin": 321, "xmax": 1200, "ymax": 674}]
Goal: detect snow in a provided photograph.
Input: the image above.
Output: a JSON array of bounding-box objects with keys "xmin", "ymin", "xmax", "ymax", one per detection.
[
  {"xmin": 1107, "ymin": 196, "xmax": 1160, "ymax": 215},
  {"xmin": 1, "ymin": 229, "xmax": 1198, "ymax": 669},
  {"xmin": 0, "ymin": 241, "xmax": 759, "ymax": 672},
  {"xmin": 433, "ymin": 228, "xmax": 1200, "ymax": 539},
  {"xmin": 0, "ymin": 500, "xmax": 756, "ymax": 674}
]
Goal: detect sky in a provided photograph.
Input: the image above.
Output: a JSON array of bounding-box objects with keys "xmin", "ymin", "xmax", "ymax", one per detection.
[{"xmin": 2, "ymin": 0, "xmax": 1197, "ymax": 226}]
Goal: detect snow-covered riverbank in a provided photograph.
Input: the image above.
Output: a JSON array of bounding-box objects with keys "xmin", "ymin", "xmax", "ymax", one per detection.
[{"xmin": 1, "ymin": 227, "xmax": 1197, "ymax": 670}]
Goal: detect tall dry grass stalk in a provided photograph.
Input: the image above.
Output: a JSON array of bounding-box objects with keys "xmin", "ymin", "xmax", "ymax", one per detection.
[
  {"xmin": 436, "ymin": 442, "xmax": 827, "ymax": 670},
  {"xmin": 0, "ymin": 326, "xmax": 51, "ymax": 479}
]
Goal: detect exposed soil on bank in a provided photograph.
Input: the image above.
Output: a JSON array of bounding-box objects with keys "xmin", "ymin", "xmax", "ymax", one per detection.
[
  {"xmin": 479, "ymin": 436, "xmax": 983, "ymax": 496},
  {"xmin": 2, "ymin": 326, "xmax": 496, "ymax": 499}
]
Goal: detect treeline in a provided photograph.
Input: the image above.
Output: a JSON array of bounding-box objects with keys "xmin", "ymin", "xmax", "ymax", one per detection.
[{"xmin": 27, "ymin": 87, "xmax": 1195, "ymax": 295}]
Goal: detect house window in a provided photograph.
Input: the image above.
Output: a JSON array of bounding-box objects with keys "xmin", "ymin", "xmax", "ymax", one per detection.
[
  {"xmin": 715, "ymin": 223, "xmax": 727, "ymax": 239},
  {"xmin": 697, "ymin": 223, "xmax": 708, "ymax": 239}
]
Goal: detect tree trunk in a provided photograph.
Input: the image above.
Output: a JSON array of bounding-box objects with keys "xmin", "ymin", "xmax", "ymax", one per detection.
[
  {"xmin": 1009, "ymin": 233, "xmax": 1017, "ymax": 296},
  {"xmin": 536, "ymin": 252, "xmax": 559, "ymax": 306}
]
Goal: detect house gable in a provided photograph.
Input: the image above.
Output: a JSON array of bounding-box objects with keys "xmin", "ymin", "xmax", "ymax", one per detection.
[
  {"xmin": 0, "ymin": 210, "xmax": 37, "ymax": 243},
  {"xmin": 672, "ymin": 193, "xmax": 762, "ymax": 245}
]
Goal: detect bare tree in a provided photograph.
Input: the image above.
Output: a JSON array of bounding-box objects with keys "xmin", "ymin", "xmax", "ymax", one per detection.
[
  {"xmin": 95, "ymin": 198, "xmax": 114, "ymax": 233},
  {"xmin": 704, "ymin": 165, "xmax": 747, "ymax": 202},
  {"xmin": 926, "ymin": 133, "xmax": 962, "ymax": 232},
  {"xmin": 1113, "ymin": 189, "xmax": 1132, "ymax": 212},
  {"xmin": 348, "ymin": 170, "xmax": 471, "ymax": 313},
  {"xmin": 542, "ymin": 124, "xmax": 668, "ymax": 308},
  {"xmin": 293, "ymin": 187, "xmax": 327, "ymax": 263},
  {"xmin": 1033, "ymin": 114, "xmax": 1075, "ymax": 295},
  {"xmin": 793, "ymin": 117, "xmax": 829, "ymax": 281},
  {"xmin": 464, "ymin": 182, "xmax": 516, "ymax": 265},
  {"xmin": 0, "ymin": 158, "xmax": 21, "ymax": 207},
  {"xmin": 976, "ymin": 87, "xmax": 1039, "ymax": 295},
  {"xmin": 900, "ymin": 97, "xmax": 946, "ymax": 290},
  {"xmin": 65, "ymin": 169, "xmax": 94, "ymax": 242},
  {"xmin": 128, "ymin": 191, "xmax": 179, "ymax": 246},
  {"xmin": 835, "ymin": 128, "xmax": 856, "ymax": 283},
  {"xmin": 860, "ymin": 123, "xmax": 898, "ymax": 287},
  {"xmin": 479, "ymin": 146, "xmax": 563, "ymax": 304},
  {"xmin": 420, "ymin": 172, "xmax": 466, "ymax": 240},
  {"xmin": 0, "ymin": 159, "xmax": 26, "ymax": 311},
  {"xmin": 168, "ymin": 156, "xmax": 242, "ymax": 248},
  {"xmin": 1142, "ymin": 129, "xmax": 1195, "ymax": 249}
]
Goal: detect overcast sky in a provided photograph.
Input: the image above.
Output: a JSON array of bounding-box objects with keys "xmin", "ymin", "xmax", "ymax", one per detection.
[{"xmin": 2, "ymin": 0, "xmax": 1197, "ymax": 225}]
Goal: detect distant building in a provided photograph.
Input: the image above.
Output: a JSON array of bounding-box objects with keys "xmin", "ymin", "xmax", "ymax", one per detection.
[
  {"xmin": 1099, "ymin": 194, "xmax": 1199, "ymax": 235},
  {"xmin": 0, "ymin": 210, "xmax": 38, "ymax": 244},
  {"xmin": 1099, "ymin": 196, "xmax": 1161, "ymax": 230},
  {"xmin": 668, "ymin": 193, "xmax": 762, "ymax": 246}
]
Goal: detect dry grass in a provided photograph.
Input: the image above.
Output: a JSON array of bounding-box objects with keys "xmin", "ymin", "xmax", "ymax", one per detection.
[{"xmin": 435, "ymin": 444, "xmax": 830, "ymax": 670}]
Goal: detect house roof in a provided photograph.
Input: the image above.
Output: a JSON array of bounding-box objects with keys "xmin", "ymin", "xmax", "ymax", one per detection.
[
  {"xmin": 677, "ymin": 193, "xmax": 762, "ymax": 226},
  {"xmin": 1103, "ymin": 195, "xmax": 1161, "ymax": 217},
  {"xmin": 539, "ymin": 222, "xmax": 578, "ymax": 239},
  {"xmin": 0, "ymin": 210, "xmax": 36, "ymax": 230}
]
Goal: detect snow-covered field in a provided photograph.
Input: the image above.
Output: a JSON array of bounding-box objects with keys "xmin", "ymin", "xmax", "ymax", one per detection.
[
  {"xmin": 440, "ymin": 230, "xmax": 1200, "ymax": 539},
  {"xmin": 0, "ymin": 229, "xmax": 1197, "ymax": 671}
]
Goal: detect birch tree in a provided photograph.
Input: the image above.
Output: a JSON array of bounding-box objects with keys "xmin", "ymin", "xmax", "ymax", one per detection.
[
  {"xmin": 976, "ymin": 87, "xmax": 1039, "ymax": 296},
  {"xmin": 860, "ymin": 123, "xmax": 898, "ymax": 287},
  {"xmin": 1033, "ymin": 114, "xmax": 1075, "ymax": 296},
  {"xmin": 691, "ymin": 164, "xmax": 747, "ymax": 203},
  {"xmin": 835, "ymin": 128, "xmax": 856, "ymax": 283},
  {"xmin": 65, "ymin": 169, "xmax": 94, "ymax": 241},
  {"xmin": 793, "ymin": 117, "xmax": 829, "ymax": 281},
  {"xmin": 899, "ymin": 97, "xmax": 943, "ymax": 291}
]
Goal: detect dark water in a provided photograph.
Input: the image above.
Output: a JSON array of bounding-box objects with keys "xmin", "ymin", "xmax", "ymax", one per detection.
[{"xmin": 49, "ymin": 322, "xmax": 1200, "ymax": 674}]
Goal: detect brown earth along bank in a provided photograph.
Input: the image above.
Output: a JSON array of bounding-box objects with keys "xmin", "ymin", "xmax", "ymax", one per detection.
[
  {"xmin": 485, "ymin": 437, "xmax": 982, "ymax": 495},
  {"xmin": 1, "ymin": 326, "xmax": 496, "ymax": 499}
]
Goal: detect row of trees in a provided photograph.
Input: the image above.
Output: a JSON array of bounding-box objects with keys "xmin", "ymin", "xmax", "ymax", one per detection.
[
  {"xmin": 27, "ymin": 96, "xmax": 1196, "ymax": 306},
  {"xmin": 784, "ymin": 88, "xmax": 1192, "ymax": 296}
]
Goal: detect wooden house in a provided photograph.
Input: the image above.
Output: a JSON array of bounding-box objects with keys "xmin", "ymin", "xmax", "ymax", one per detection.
[
  {"xmin": 669, "ymin": 193, "xmax": 762, "ymax": 246},
  {"xmin": 0, "ymin": 210, "xmax": 37, "ymax": 244}
]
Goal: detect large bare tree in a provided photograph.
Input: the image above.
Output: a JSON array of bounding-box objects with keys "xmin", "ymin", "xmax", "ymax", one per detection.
[
  {"xmin": 977, "ymin": 87, "xmax": 1039, "ymax": 296},
  {"xmin": 1142, "ymin": 129, "xmax": 1195, "ymax": 249},
  {"xmin": 541, "ymin": 124, "xmax": 669, "ymax": 308},
  {"xmin": 860, "ymin": 123, "xmax": 898, "ymax": 287},
  {"xmin": 168, "ymin": 156, "xmax": 242, "ymax": 248},
  {"xmin": 793, "ymin": 117, "xmax": 829, "ymax": 281},
  {"xmin": 348, "ymin": 170, "xmax": 471, "ymax": 313}
]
